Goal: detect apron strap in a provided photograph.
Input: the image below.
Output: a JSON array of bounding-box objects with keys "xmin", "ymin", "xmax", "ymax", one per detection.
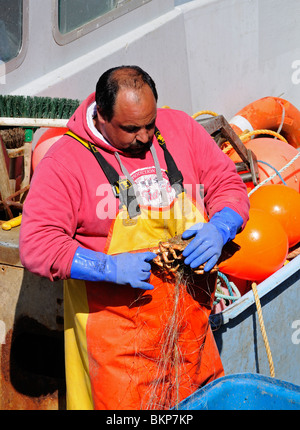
[
  {"xmin": 65, "ymin": 131, "xmax": 141, "ymax": 218},
  {"xmin": 65, "ymin": 127, "xmax": 184, "ymax": 217},
  {"xmin": 154, "ymin": 127, "xmax": 184, "ymax": 194}
]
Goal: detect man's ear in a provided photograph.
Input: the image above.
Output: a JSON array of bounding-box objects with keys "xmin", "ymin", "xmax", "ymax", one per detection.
[{"xmin": 96, "ymin": 105, "xmax": 107, "ymax": 125}]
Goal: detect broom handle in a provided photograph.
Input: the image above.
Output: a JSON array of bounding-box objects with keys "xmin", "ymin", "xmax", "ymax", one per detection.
[
  {"xmin": 0, "ymin": 140, "xmax": 12, "ymax": 200},
  {"xmin": 20, "ymin": 140, "xmax": 32, "ymax": 192},
  {"xmin": 0, "ymin": 117, "xmax": 68, "ymax": 128}
]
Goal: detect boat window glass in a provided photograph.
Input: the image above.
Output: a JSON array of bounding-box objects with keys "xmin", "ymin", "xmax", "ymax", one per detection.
[
  {"xmin": 0, "ymin": 0, "xmax": 23, "ymax": 63},
  {"xmin": 54, "ymin": 0, "xmax": 151, "ymax": 44},
  {"xmin": 58, "ymin": 0, "xmax": 119, "ymax": 34}
]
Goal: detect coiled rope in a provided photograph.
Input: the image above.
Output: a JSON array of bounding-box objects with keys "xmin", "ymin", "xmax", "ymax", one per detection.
[
  {"xmin": 221, "ymin": 129, "xmax": 289, "ymax": 154},
  {"xmin": 239, "ymin": 129, "xmax": 288, "ymax": 143},
  {"xmin": 215, "ymin": 271, "xmax": 241, "ymax": 305}
]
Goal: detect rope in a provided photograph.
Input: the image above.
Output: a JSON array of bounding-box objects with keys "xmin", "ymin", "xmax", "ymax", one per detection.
[
  {"xmin": 239, "ymin": 129, "xmax": 288, "ymax": 143},
  {"xmin": 256, "ymin": 160, "xmax": 287, "ymax": 185},
  {"xmin": 220, "ymin": 129, "xmax": 288, "ymax": 155},
  {"xmin": 275, "ymin": 100, "xmax": 285, "ymax": 136},
  {"xmin": 215, "ymin": 272, "xmax": 241, "ymax": 305},
  {"xmin": 191, "ymin": 110, "xmax": 218, "ymax": 119},
  {"xmin": 251, "ymin": 282, "xmax": 275, "ymax": 378},
  {"xmin": 248, "ymin": 150, "xmax": 300, "ymax": 196}
]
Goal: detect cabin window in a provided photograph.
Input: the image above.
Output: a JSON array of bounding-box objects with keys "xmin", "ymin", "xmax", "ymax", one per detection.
[
  {"xmin": 58, "ymin": 0, "xmax": 118, "ymax": 34},
  {"xmin": 0, "ymin": 0, "xmax": 23, "ymax": 63},
  {"xmin": 54, "ymin": 0, "xmax": 151, "ymax": 44},
  {"xmin": 0, "ymin": 0, "xmax": 28, "ymax": 80}
]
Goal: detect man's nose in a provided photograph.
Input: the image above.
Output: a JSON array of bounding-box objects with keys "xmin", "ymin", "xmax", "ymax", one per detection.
[{"xmin": 136, "ymin": 127, "xmax": 149, "ymax": 143}]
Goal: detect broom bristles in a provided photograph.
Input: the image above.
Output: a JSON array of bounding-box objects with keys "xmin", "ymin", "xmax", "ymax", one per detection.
[
  {"xmin": 0, "ymin": 128, "xmax": 25, "ymax": 148},
  {"xmin": 0, "ymin": 95, "xmax": 80, "ymax": 119}
]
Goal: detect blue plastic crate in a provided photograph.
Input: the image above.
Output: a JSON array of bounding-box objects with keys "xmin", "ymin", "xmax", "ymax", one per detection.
[{"xmin": 176, "ymin": 373, "xmax": 300, "ymax": 410}]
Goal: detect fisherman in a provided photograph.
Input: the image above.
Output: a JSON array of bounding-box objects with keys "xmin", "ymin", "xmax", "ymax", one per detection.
[{"xmin": 20, "ymin": 65, "xmax": 250, "ymax": 410}]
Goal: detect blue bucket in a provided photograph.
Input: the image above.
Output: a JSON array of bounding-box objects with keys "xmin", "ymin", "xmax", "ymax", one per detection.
[{"xmin": 176, "ymin": 373, "xmax": 300, "ymax": 410}]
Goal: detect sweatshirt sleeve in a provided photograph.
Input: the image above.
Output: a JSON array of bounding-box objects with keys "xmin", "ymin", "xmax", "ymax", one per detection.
[
  {"xmin": 191, "ymin": 117, "xmax": 250, "ymax": 228},
  {"xmin": 19, "ymin": 155, "xmax": 81, "ymax": 281}
]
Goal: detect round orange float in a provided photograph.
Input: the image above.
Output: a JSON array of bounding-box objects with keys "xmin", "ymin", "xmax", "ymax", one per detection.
[
  {"xmin": 249, "ymin": 184, "xmax": 300, "ymax": 248},
  {"xmin": 219, "ymin": 208, "xmax": 289, "ymax": 282},
  {"xmin": 32, "ymin": 127, "xmax": 68, "ymax": 171}
]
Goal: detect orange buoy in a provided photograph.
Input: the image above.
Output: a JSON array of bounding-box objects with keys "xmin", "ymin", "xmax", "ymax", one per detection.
[
  {"xmin": 219, "ymin": 208, "xmax": 289, "ymax": 282},
  {"xmin": 32, "ymin": 127, "xmax": 68, "ymax": 171},
  {"xmin": 229, "ymin": 137, "xmax": 300, "ymax": 193},
  {"xmin": 229, "ymin": 96, "xmax": 300, "ymax": 148},
  {"xmin": 249, "ymin": 184, "xmax": 300, "ymax": 248}
]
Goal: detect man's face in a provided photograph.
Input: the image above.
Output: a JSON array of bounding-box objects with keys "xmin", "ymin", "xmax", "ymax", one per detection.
[{"xmin": 96, "ymin": 85, "xmax": 157, "ymax": 156}]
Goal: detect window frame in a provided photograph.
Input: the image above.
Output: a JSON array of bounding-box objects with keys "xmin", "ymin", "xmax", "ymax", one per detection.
[
  {"xmin": 0, "ymin": 0, "xmax": 29, "ymax": 80},
  {"xmin": 52, "ymin": 0, "xmax": 152, "ymax": 46}
]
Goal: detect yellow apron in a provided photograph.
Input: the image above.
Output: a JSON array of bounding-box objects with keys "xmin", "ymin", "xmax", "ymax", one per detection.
[{"xmin": 64, "ymin": 131, "xmax": 224, "ymax": 410}]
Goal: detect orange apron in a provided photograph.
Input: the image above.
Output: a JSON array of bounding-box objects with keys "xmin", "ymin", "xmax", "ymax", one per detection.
[{"xmin": 64, "ymin": 131, "xmax": 224, "ymax": 410}]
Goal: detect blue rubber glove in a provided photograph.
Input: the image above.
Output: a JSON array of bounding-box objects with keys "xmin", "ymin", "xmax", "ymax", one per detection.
[
  {"xmin": 70, "ymin": 247, "xmax": 157, "ymax": 290},
  {"xmin": 182, "ymin": 207, "xmax": 243, "ymax": 272}
]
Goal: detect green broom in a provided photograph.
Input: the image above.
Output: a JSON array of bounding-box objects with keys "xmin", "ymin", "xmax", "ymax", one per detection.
[
  {"xmin": 0, "ymin": 94, "xmax": 80, "ymax": 128},
  {"xmin": 0, "ymin": 94, "xmax": 80, "ymax": 212}
]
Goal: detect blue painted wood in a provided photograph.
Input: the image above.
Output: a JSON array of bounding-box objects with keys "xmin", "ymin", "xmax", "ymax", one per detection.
[{"xmin": 210, "ymin": 255, "xmax": 300, "ymax": 385}]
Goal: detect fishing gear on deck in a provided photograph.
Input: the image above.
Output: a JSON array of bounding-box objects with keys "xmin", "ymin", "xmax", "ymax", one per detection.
[{"xmin": 0, "ymin": 94, "xmax": 80, "ymax": 218}]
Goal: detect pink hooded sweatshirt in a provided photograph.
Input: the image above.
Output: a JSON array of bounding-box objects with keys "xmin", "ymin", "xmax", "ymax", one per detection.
[{"xmin": 19, "ymin": 92, "xmax": 249, "ymax": 281}]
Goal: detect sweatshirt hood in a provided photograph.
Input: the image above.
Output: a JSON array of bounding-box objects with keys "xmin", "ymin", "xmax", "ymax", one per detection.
[{"xmin": 67, "ymin": 92, "xmax": 119, "ymax": 153}]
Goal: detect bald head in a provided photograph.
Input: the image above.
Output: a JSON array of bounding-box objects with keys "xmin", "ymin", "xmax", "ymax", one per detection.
[
  {"xmin": 95, "ymin": 66, "xmax": 158, "ymax": 122},
  {"xmin": 110, "ymin": 67, "xmax": 150, "ymax": 92}
]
